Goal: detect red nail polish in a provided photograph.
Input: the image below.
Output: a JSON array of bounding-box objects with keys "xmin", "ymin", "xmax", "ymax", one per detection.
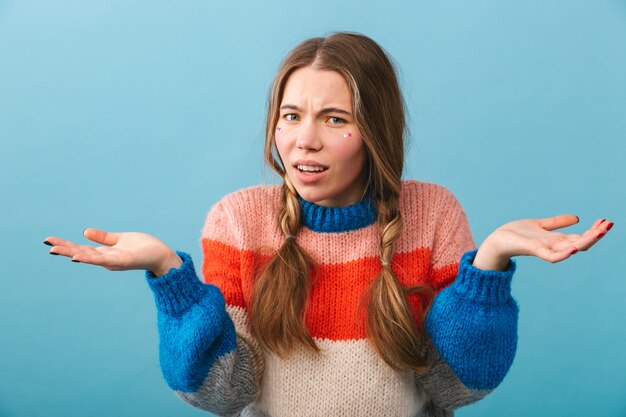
[
  {"xmin": 598, "ymin": 232, "xmax": 606, "ymax": 239},
  {"xmin": 43, "ymin": 240, "xmax": 53, "ymax": 246},
  {"xmin": 607, "ymin": 222, "xmax": 614, "ymax": 231},
  {"xmin": 570, "ymin": 249, "xmax": 578, "ymax": 255}
]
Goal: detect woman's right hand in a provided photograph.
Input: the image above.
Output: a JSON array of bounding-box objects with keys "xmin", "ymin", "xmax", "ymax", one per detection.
[{"xmin": 44, "ymin": 228, "xmax": 183, "ymax": 277}]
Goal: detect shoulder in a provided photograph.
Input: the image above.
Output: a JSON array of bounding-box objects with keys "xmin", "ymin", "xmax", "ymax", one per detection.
[
  {"xmin": 398, "ymin": 180, "xmax": 475, "ymax": 269},
  {"xmin": 216, "ymin": 184, "xmax": 282, "ymax": 213},
  {"xmin": 201, "ymin": 184, "xmax": 282, "ymax": 242},
  {"xmin": 400, "ymin": 180, "xmax": 463, "ymax": 213},
  {"xmin": 397, "ymin": 180, "xmax": 470, "ymax": 249}
]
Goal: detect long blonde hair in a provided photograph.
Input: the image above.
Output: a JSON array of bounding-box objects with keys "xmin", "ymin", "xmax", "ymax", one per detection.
[{"xmin": 252, "ymin": 32, "xmax": 433, "ymax": 373}]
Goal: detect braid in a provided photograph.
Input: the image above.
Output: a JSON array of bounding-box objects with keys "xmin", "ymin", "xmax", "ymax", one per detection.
[
  {"xmin": 365, "ymin": 196, "xmax": 433, "ymax": 373},
  {"xmin": 280, "ymin": 176, "xmax": 302, "ymax": 239},
  {"xmin": 251, "ymin": 177, "xmax": 319, "ymax": 356}
]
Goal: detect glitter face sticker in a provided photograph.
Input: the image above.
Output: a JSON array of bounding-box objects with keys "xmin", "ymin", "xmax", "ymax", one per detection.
[{"xmin": 343, "ymin": 132, "xmax": 352, "ymax": 138}]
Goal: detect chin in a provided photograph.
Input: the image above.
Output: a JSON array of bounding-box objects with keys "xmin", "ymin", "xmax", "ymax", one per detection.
[
  {"xmin": 296, "ymin": 190, "xmax": 320, "ymax": 203},
  {"xmin": 295, "ymin": 188, "xmax": 330, "ymax": 204}
]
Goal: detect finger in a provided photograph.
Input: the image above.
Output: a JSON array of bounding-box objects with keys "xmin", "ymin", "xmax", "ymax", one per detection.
[
  {"xmin": 576, "ymin": 226, "xmax": 611, "ymax": 252},
  {"xmin": 600, "ymin": 220, "xmax": 614, "ymax": 233},
  {"xmin": 588, "ymin": 219, "xmax": 615, "ymax": 234},
  {"xmin": 83, "ymin": 228, "xmax": 120, "ymax": 246},
  {"xmin": 50, "ymin": 239, "xmax": 104, "ymax": 257},
  {"xmin": 572, "ymin": 220, "xmax": 612, "ymax": 251},
  {"xmin": 49, "ymin": 245, "xmax": 83, "ymax": 258},
  {"xmin": 43, "ymin": 236, "xmax": 82, "ymax": 249},
  {"xmin": 70, "ymin": 251, "xmax": 111, "ymax": 267},
  {"xmin": 538, "ymin": 214, "xmax": 579, "ymax": 231},
  {"xmin": 591, "ymin": 218, "xmax": 606, "ymax": 230},
  {"xmin": 71, "ymin": 251, "xmax": 128, "ymax": 270}
]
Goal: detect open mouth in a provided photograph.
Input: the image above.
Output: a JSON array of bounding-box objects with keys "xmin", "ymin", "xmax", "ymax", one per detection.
[{"xmin": 295, "ymin": 164, "xmax": 328, "ymax": 173}]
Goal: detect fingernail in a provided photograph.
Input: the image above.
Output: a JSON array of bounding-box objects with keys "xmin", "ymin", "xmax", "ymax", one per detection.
[
  {"xmin": 71, "ymin": 259, "xmax": 81, "ymax": 263},
  {"xmin": 570, "ymin": 249, "xmax": 578, "ymax": 255},
  {"xmin": 43, "ymin": 240, "xmax": 53, "ymax": 246},
  {"xmin": 575, "ymin": 216, "xmax": 579, "ymax": 222},
  {"xmin": 83, "ymin": 228, "xmax": 88, "ymax": 236},
  {"xmin": 607, "ymin": 222, "xmax": 614, "ymax": 231},
  {"xmin": 600, "ymin": 219, "xmax": 606, "ymax": 224},
  {"xmin": 49, "ymin": 252, "xmax": 59, "ymax": 256},
  {"xmin": 598, "ymin": 232, "xmax": 606, "ymax": 239}
]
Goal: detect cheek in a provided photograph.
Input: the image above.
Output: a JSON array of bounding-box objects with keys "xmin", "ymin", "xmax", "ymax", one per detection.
[
  {"xmin": 331, "ymin": 137, "xmax": 366, "ymax": 169},
  {"xmin": 327, "ymin": 140, "xmax": 366, "ymax": 187},
  {"xmin": 274, "ymin": 129, "xmax": 289, "ymax": 159}
]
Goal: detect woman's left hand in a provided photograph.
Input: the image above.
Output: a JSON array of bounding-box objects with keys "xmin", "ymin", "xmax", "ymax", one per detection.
[{"xmin": 473, "ymin": 215, "xmax": 614, "ymax": 271}]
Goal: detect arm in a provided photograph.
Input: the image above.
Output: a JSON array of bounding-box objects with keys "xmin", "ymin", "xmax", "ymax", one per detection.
[
  {"xmin": 418, "ymin": 250, "xmax": 518, "ymax": 411},
  {"xmin": 416, "ymin": 188, "xmax": 611, "ymax": 413},
  {"xmin": 148, "ymin": 196, "xmax": 265, "ymax": 416},
  {"xmin": 414, "ymin": 188, "xmax": 518, "ymax": 411},
  {"xmin": 146, "ymin": 252, "xmax": 259, "ymax": 416},
  {"xmin": 44, "ymin": 200, "xmax": 263, "ymax": 416}
]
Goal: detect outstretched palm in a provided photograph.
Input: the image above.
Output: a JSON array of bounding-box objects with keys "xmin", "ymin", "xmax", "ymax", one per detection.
[
  {"xmin": 44, "ymin": 228, "xmax": 181, "ymax": 276},
  {"xmin": 474, "ymin": 215, "xmax": 613, "ymax": 271}
]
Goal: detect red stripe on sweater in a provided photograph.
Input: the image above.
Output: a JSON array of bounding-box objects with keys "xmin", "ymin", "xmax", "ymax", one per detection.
[{"xmin": 202, "ymin": 239, "xmax": 459, "ymax": 341}]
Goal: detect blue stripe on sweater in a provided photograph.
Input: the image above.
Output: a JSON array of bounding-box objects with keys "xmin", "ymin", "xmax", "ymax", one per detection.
[
  {"xmin": 147, "ymin": 252, "xmax": 237, "ymax": 392},
  {"xmin": 426, "ymin": 250, "xmax": 519, "ymax": 390}
]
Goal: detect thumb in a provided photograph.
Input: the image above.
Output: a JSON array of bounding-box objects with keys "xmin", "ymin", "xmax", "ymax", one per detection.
[
  {"xmin": 538, "ymin": 214, "xmax": 579, "ymax": 231},
  {"xmin": 83, "ymin": 228, "xmax": 120, "ymax": 246}
]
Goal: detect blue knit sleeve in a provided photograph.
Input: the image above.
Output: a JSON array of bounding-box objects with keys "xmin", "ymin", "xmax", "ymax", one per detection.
[
  {"xmin": 425, "ymin": 249, "xmax": 518, "ymax": 391},
  {"xmin": 146, "ymin": 251, "xmax": 237, "ymax": 392},
  {"xmin": 145, "ymin": 252, "xmax": 258, "ymax": 415}
]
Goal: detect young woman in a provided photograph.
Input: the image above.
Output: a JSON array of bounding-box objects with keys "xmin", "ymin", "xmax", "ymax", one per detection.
[{"xmin": 44, "ymin": 32, "xmax": 613, "ymax": 417}]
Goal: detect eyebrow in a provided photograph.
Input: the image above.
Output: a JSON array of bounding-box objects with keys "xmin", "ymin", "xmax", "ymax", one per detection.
[{"xmin": 279, "ymin": 104, "xmax": 352, "ymax": 117}]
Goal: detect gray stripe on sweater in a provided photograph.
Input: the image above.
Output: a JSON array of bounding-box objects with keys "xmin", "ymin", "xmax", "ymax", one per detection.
[
  {"xmin": 176, "ymin": 339, "xmax": 259, "ymax": 417},
  {"xmin": 415, "ymin": 341, "xmax": 491, "ymax": 414},
  {"xmin": 238, "ymin": 405, "xmax": 270, "ymax": 417}
]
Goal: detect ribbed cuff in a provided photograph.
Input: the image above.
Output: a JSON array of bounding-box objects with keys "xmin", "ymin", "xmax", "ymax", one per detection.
[
  {"xmin": 146, "ymin": 251, "xmax": 207, "ymax": 316},
  {"xmin": 452, "ymin": 250, "xmax": 517, "ymax": 304}
]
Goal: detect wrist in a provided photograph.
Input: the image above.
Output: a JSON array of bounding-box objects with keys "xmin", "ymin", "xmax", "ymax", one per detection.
[
  {"xmin": 474, "ymin": 238, "xmax": 510, "ymax": 272},
  {"xmin": 151, "ymin": 251, "xmax": 183, "ymax": 277}
]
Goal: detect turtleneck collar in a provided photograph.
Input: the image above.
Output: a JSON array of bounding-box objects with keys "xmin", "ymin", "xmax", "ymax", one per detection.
[{"xmin": 297, "ymin": 195, "xmax": 377, "ymax": 233}]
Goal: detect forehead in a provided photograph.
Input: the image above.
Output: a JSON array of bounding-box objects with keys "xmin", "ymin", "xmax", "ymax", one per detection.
[{"xmin": 281, "ymin": 66, "xmax": 352, "ymax": 108}]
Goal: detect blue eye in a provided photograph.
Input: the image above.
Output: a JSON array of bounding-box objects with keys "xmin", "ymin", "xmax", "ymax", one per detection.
[
  {"xmin": 327, "ymin": 116, "xmax": 345, "ymax": 125},
  {"xmin": 284, "ymin": 113, "xmax": 299, "ymax": 121}
]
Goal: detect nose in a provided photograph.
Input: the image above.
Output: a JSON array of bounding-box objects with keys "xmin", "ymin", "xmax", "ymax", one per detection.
[{"xmin": 295, "ymin": 121, "xmax": 322, "ymax": 151}]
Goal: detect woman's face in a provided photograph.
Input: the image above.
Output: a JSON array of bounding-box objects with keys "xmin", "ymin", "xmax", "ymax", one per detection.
[{"xmin": 275, "ymin": 66, "xmax": 367, "ymax": 208}]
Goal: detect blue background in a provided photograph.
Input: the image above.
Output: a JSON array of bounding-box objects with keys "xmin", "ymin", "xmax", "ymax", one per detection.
[{"xmin": 1, "ymin": 0, "xmax": 624, "ymax": 416}]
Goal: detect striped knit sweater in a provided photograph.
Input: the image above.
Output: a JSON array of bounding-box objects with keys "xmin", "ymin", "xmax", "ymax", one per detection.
[{"xmin": 146, "ymin": 180, "xmax": 518, "ymax": 417}]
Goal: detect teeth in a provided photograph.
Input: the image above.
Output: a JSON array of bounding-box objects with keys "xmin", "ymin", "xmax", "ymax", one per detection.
[{"xmin": 297, "ymin": 165, "xmax": 326, "ymax": 172}]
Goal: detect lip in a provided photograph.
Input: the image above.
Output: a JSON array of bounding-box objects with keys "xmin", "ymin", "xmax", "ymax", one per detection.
[
  {"xmin": 292, "ymin": 160, "xmax": 329, "ymax": 184},
  {"xmin": 293, "ymin": 159, "xmax": 329, "ymax": 168}
]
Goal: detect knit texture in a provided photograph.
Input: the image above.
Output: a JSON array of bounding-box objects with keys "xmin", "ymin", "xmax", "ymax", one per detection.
[
  {"xmin": 426, "ymin": 250, "xmax": 518, "ymax": 390},
  {"xmin": 297, "ymin": 194, "xmax": 377, "ymax": 232},
  {"xmin": 147, "ymin": 252, "xmax": 238, "ymax": 393},
  {"xmin": 146, "ymin": 180, "xmax": 519, "ymax": 417}
]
